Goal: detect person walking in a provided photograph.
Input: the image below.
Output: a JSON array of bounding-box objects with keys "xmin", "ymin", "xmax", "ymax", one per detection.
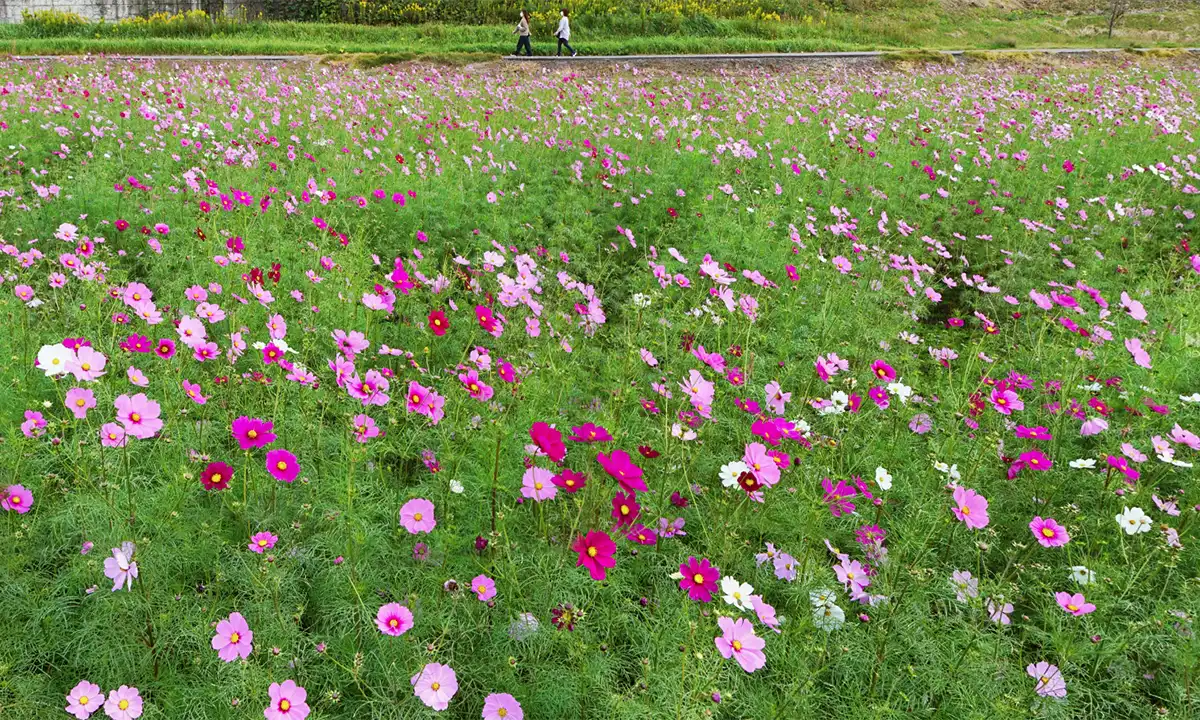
[
  {"xmin": 513, "ymin": 11, "xmax": 533, "ymax": 56},
  {"xmin": 555, "ymin": 9, "xmax": 577, "ymax": 57}
]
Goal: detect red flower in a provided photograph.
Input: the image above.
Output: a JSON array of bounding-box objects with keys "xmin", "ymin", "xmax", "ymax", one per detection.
[
  {"xmin": 200, "ymin": 461, "xmax": 234, "ymax": 491},
  {"xmin": 610, "ymin": 491, "xmax": 640, "ymax": 528},
  {"xmin": 637, "ymin": 445, "xmax": 659, "ymax": 459},
  {"xmin": 571, "ymin": 530, "xmax": 616, "ymax": 581},
  {"xmin": 427, "ymin": 309, "xmax": 449, "ymax": 337}
]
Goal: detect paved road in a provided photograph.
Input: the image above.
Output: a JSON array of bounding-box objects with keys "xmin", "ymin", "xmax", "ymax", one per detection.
[{"xmin": 7, "ymin": 47, "xmax": 1198, "ymax": 63}]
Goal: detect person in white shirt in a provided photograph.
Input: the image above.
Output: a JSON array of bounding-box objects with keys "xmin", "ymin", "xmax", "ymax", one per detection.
[
  {"xmin": 513, "ymin": 11, "xmax": 532, "ymax": 56},
  {"xmin": 555, "ymin": 9, "xmax": 577, "ymax": 57}
]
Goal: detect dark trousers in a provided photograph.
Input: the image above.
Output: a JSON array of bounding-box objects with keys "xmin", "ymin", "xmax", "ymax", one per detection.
[
  {"xmin": 516, "ymin": 35, "xmax": 532, "ymax": 56},
  {"xmin": 557, "ymin": 37, "xmax": 575, "ymax": 55}
]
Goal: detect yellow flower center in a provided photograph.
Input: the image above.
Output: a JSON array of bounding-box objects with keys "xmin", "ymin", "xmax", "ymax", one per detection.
[
  {"xmin": 230, "ymin": 632, "xmax": 240, "ymax": 643},
  {"xmin": 1041, "ymin": 527, "xmax": 1055, "ymax": 538},
  {"xmin": 431, "ymin": 682, "xmax": 440, "ymax": 691},
  {"xmin": 280, "ymin": 699, "xmax": 290, "ymax": 711},
  {"xmin": 470, "ymin": 384, "xmax": 479, "ymax": 392},
  {"xmin": 357, "ymin": 425, "xmax": 367, "ymax": 433},
  {"xmin": 693, "ymin": 573, "xmax": 704, "ymax": 584},
  {"xmin": 478, "ymin": 585, "xmax": 487, "ymax": 594},
  {"xmin": 133, "ymin": 293, "xmax": 141, "ymax": 301},
  {"xmin": 566, "ymin": 479, "xmax": 575, "ymax": 487},
  {"xmin": 498, "ymin": 710, "xmax": 508, "ymax": 718},
  {"xmin": 534, "ymin": 482, "xmax": 543, "ymax": 490},
  {"xmin": 76, "ymin": 399, "xmax": 86, "ymax": 407},
  {"xmin": 732, "ymin": 640, "xmax": 742, "ymax": 651},
  {"xmin": 79, "ymin": 696, "xmax": 89, "ymax": 706},
  {"xmin": 10, "ymin": 495, "xmax": 20, "ymax": 505},
  {"xmin": 1067, "ymin": 604, "xmax": 1078, "ymax": 611},
  {"xmin": 119, "ymin": 700, "xmax": 129, "ymax": 710},
  {"xmin": 211, "ymin": 473, "xmax": 223, "ymax": 483},
  {"xmin": 257, "ymin": 539, "xmax": 268, "ymax": 547},
  {"xmin": 620, "ymin": 504, "xmax": 630, "ymax": 515},
  {"xmin": 413, "ymin": 512, "xmax": 423, "ymax": 522},
  {"xmin": 587, "ymin": 547, "xmax": 598, "ymax": 557},
  {"xmin": 247, "ymin": 430, "xmax": 258, "ymax": 439},
  {"xmin": 389, "ymin": 618, "xmax": 399, "ymax": 628},
  {"xmin": 960, "ymin": 506, "xmax": 970, "ymax": 515},
  {"xmin": 276, "ymin": 461, "xmax": 288, "ymax": 471},
  {"xmin": 130, "ymin": 413, "xmax": 141, "ymax": 422},
  {"xmin": 411, "ymin": 394, "xmax": 420, "ymax": 403},
  {"xmin": 81, "ymin": 363, "xmax": 91, "ymax": 371}
]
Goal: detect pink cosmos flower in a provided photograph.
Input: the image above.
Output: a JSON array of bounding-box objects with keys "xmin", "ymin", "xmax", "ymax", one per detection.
[
  {"xmin": 529, "ymin": 422, "xmax": 566, "ymax": 462},
  {"xmin": 399, "ymin": 498, "xmax": 436, "ymax": 534},
  {"xmin": 265, "ymin": 680, "xmax": 309, "ymax": 720},
  {"xmin": 989, "ymin": 387, "xmax": 1023, "ymax": 415},
  {"xmin": 458, "ymin": 369, "xmax": 494, "ymax": 401},
  {"xmin": 352, "ymin": 414, "xmax": 382, "ymax": 443},
  {"xmin": 65, "ymin": 680, "xmax": 104, "ymax": 719},
  {"xmin": 714, "ymin": 616, "xmax": 766, "ymax": 673},
  {"xmin": 596, "ymin": 449, "xmax": 647, "ymax": 493},
  {"xmin": 1018, "ymin": 448, "xmax": 1052, "ymax": 472},
  {"xmin": 411, "ymin": 662, "xmax": 458, "ymax": 711},
  {"xmin": 266, "ymin": 449, "xmax": 300, "ymax": 483},
  {"xmin": 1029, "ymin": 517, "xmax": 1069, "ymax": 548},
  {"xmin": 103, "ymin": 685, "xmax": 143, "ymax": 720},
  {"xmin": 625, "ymin": 523, "xmax": 658, "ymax": 545},
  {"xmin": 870, "ymin": 359, "xmax": 896, "ymax": 382},
  {"xmin": 742, "ymin": 443, "xmax": 780, "ymax": 487},
  {"xmin": 114, "ymin": 393, "xmax": 163, "ymax": 439},
  {"xmin": 472, "ymin": 574, "xmax": 497, "ymax": 602},
  {"xmin": 103, "ymin": 542, "xmax": 138, "ymax": 591},
  {"xmin": 2, "ymin": 484, "xmax": 33, "ymax": 514},
  {"xmin": 67, "ymin": 346, "xmax": 107, "ymax": 382},
  {"xmin": 181, "ymin": 379, "xmax": 209, "ymax": 405},
  {"xmin": 751, "ymin": 594, "xmax": 781, "ymax": 633},
  {"xmin": 154, "ymin": 338, "xmax": 176, "ymax": 359},
  {"xmin": 248, "ymin": 531, "xmax": 278, "ymax": 553},
  {"xmin": 572, "ymin": 530, "xmax": 616, "ymax": 581},
  {"xmin": 211, "ymin": 612, "xmax": 253, "ymax": 662},
  {"xmin": 520, "ymin": 467, "xmax": 557, "ymax": 502},
  {"xmin": 406, "ymin": 381, "xmax": 431, "ymax": 414},
  {"xmin": 1125, "ymin": 337, "xmax": 1152, "ymax": 369},
  {"xmin": 375, "ymin": 603, "xmax": 414, "ymax": 636},
  {"xmin": 679, "ymin": 556, "xmax": 720, "ymax": 602},
  {"xmin": 231, "ymin": 416, "xmax": 275, "ymax": 450},
  {"xmin": 21, "ymin": 410, "xmax": 47, "ymax": 438},
  {"xmin": 127, "ymin": 366, "xmax": 149, "ymax": 387},
  {"xmin": 1027, "ymin": 661, "xmax": 1066, "ymax": 698},
  {"xmin": 1055, "ymin": 591, "xmax": 1095, "ymax": 616},
  {"xmin": 100, "ymin": 422, "xmax": 127, "ymax": 448},
  {"xmin": 482, "ymin": 693, "xmax": 523, "ymax": 720},
  {"xmin": 951, "ymin": 487, "xmax": 990, "ymax": 530},
  {"xmin": 569, "ymin": 422, "xmax": 613, "ymax": 443},
  {"xmin": 764, "ymin": 380, "xmax": 791, "ymax": 415}
]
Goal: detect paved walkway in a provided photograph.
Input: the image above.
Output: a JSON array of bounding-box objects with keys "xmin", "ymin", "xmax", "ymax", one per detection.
[{"xmin": 8, "ymin": 47, "xmax": 1198, "ymax": 63}]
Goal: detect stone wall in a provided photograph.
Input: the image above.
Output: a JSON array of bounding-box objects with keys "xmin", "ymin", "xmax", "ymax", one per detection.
[{"xmin": 0, "ymin": 0, "xmax": 264, "ymax": 22}]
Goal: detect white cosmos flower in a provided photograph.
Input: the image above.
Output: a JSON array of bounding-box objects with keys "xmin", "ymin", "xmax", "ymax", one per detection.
[
  {"xmin": 1115, "ymin": 506, "xmax": 1152, "ymax": 535},
  {"xmin": 1069, "ymin": 458, "xmax": 1097, "ymax": 469},
  {"xmin": 719, "ymin": 461, "xmax": 749, "ymax": 488},
  {"xmin": 37, "ymin": 343, "xmax": 76, "ymax": 377},
  {"xmin": 721, "ymin": 576, "xmax": 755, "ymax": 611},
  {"xmin": 812, "ymin": 602, "xmax": 845, "ymax": 632},
  {"xmin": 1179, "ymin": 393, "xmax": 1200, "ymax": 404},
  {"xmin": 809, "ymin": 588, "xmax": 837, "ymax": 608},
  {"xmin": 449, "ymin": 479, "xmax": 464, "ymax": 494},
  {"xmin": 886, "ymin": 382, "xmax": 913, "ymax": 404},
  {"xmin": 1069, "ymin": 566, "xmax": 1095, "ymax": 585},
  {"xmin": 874, "ymin": 467, "xmax": 893, "ymax": 491}
]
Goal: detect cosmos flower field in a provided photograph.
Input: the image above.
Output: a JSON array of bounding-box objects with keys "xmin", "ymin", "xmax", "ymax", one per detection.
[{"xmin": 2, "ymin": 55, "xmax": 1199, "ymax": 719}]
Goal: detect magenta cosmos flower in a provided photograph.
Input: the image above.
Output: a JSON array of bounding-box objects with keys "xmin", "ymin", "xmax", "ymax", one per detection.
[
  {"xmin": 482, "ymin": 693, "xmax": 523, "ymax": 720},
  {"xmin": 951, "ymin": 487, "xmax": 990, "ymax": 530},
  {"xmin": 412, "ymin": 662, "xmax": 458, "ymax": 711},
  {"xmin": 1029, "ymin": 516, "xmax": 1070, "ymax": 548},
  {"xmin": 65, "ymin": 387, "xmax": 97, "ymax": 420},
  {"xmin": 181, "ymin": 379, "xmax": 208, "ymax": 405},
  {"xmin": 714, "ymin": 616, "xmax": 767, "ymax": 673},
  {"xmin": 102, "ymin": 685, "xmax": 143, "ymax": 720},
  {"xmin": 265, "ymin": 680, "xmax": 310, "ymax": 720},
  {"xmin": 2, "ymin": 484, "xmax": 33, "ymax": 514},
  {"xmin": 248, "ymin": 531, "xmax": 278, "ymax": 553},
  {"xmin": 211, "ymin": 611, "xmax": 253, "ymax": 662},
  {"xmin": 375, "ymin": 602, "xmax": 414, "ymax": 636},
  {"xmin": 472, "ymin": 574, "xmax": 497, "ymax": 602},
  {"xmin": 399, "ymin": 498, "xmax": 436, "ymax": 534},
  {"xmin": 266, "ymin": 449, "xmax": 300, "ymax": 483},
  {"xmin": 65, "ymin": 680, "xmax": 103, "ymax": 719},
  {"xmin": 200, "ymin": 461, "xmax": 234, "ymax": 491},
  {"xmin": 352, "ymin": 414, "xmax": 382, "ymax": 443},
  {"xmin": 572, "ymin": 530, "xmax": 616, "ymax": 581},
  {"xmin": 232, "ymin": 416, "xmax": 275, "ymax": 450},
  {"xmin": 870, "ymin": 359, "xmax": 896, "ymax": 383},
  {"xmin": 596, "ymin": 449, "xmax": 647, "ymax": 493},
  {"xmin": 114, "ymin": 393, "xmax": 163, "ymax": 439},
  {"xmin": 679, "ymin": 556, "xmax": 720, "ymax": 602},
  {"xmin": 1027, "ymin": 661, "xmax": 1067, "ymax": 698},
  {"xmin": 569, "ymin": 422, "xmax": 612, "ymax": 443},
  {"xmin": 1055, "ymin": 591, "xmax": 1095, "ymax": 616},
  {"xmin": 529, "ymin": 421, "xmax": 566, "ymax": 462}
]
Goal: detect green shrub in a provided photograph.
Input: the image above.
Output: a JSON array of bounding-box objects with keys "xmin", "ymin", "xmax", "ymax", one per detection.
[{"xmin": 20, "ymin": 9, "xmax": 88, "ymax": 38}]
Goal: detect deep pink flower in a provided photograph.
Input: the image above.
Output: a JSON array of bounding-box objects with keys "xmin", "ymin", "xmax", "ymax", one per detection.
[
  {"xmin": 1018, "ymin": 448, "xmax": 1052, "ymax": 471},
  {"xmin": 231, "ymin": 416, "xmax": 275, "ymax": 450},
  {"xmin": 2, "ymin": 484, "xmax": 33, "ymax": 514},
  {"xmin": 596, "ymin": 450, "xmax": 647, "ymax": 493},
  {"xmin": 1030, "ymin": 516, "xmax": 1070, "ymax": 548},
  {"xmin": 266, "ymin": 449, "xmax": 300, "ymax": 483},
  {"xmin": 211, "ymin": 612, "xmax": 253, "ymax": 662},
  {"xmin": 569, "ymin": 423, "xmax": 613, "ymax": 443},
  {"xmin": 551, "ymin": 468, "xmax": 587, "ymax": 493},
  {"xmin": 870, "ymin": 359, "xmax": 896, "ymax": 382},
  {"xmin": 249, "ymin": 531, "xmax": 278, "ymax": 553},
  {"xmin": 181, "ymin": 379, "xmax": 208, "ymax": 405},
  {"xmin": 530, "ymin": 422, "xmax": 566, "ymax": 462},
  {"xmin": 200, "ymin": 461, "xmax": 234, "ymax": 491},
  {"xmin": 625, "ymin": 523, "xmax": 658, "ymax": 545},
  {"xmin": 610, "ymin": 491, "xmax": 640, "ymax": 528},
  {"xmin": 572, "ymin": 530, "xmax": 616, "ymax": 581},
  {"xmin": 678, "ymin": 556, "xmax": 720, "ymax": 602}
]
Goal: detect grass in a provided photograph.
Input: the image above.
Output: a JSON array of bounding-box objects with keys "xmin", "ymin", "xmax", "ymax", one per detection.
[
  {"xmin": 1, "ymin": 7, "xmax": 1198, "ymax": 57},
  {"xmin": 1, "ymin": 53, "xmax": 1199, "ymax": 720}
]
